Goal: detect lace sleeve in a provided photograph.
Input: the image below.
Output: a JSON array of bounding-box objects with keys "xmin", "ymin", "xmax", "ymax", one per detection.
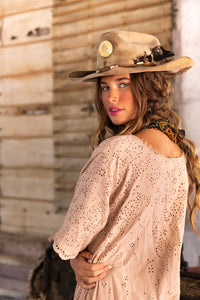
[{"xmin": 49, "ymin": 146, "xmax": 117, "ymax": 260}]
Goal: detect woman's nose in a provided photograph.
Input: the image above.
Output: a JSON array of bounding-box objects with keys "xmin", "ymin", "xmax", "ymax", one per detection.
[{"xmin": 108, "ymin": 88, "xmax": 119, "ymax": 103}]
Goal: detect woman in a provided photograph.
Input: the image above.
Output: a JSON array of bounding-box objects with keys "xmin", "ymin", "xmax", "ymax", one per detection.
[{"xmin": 49, "ymin": 31, "xmax": 200, "ymax": 299}]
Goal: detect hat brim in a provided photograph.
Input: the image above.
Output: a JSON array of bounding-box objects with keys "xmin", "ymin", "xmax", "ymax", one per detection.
[{"xmin": 68, "ymin": 56, "xmax": 194, "ymax": 82}]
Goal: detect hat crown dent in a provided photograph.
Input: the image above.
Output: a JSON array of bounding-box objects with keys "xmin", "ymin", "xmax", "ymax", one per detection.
[{"xmin": 97, "ymin": 31, "xmax": 161, "ymax": 69}]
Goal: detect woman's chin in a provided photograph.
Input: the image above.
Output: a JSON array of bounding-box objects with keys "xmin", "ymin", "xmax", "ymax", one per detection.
[{"xmin": 111, "ymin": 120, "xmax": 125, "ymax": 125}]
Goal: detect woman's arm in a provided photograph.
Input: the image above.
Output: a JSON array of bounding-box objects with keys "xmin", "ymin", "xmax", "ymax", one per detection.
[
  {"xmin": 70, "ymin": 251, "xmax": 112, "ymax": 289},
  {"xmin": 49, "ymin": 146, "xmax": 116, "ymax": 260}
]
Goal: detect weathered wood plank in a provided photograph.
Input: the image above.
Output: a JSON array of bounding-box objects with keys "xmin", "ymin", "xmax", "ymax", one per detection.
[
  {"xmin": 53, "ymin": 0, "xmax": 119, "ymax": 6},
  {"xmin": 154, "ymin": 30, "xmax": 172, "ymax": 49},
  {"xmin": 0, "ymin": 0, "xmax": 53, "ymax": 16},
  {"xmin": 0, "ymin": 223, "xmax": 61, "ymax": 237},
  {"xmin": 128, "ymin": 16, "xmax": 171, "ymax": 35},
  {"xmin": 55, "ymin": 181, "xmax": 76, "ymax": 192},
  {"xmin": 125, "ymin": 2, "xmax": 171, "ymax": 24},
  {"xmin": 0, "ymin": 263, "xmax": 30, "ymax": 281},
  {"xmin": 53, "ymin": 33, "xmax": 90, "ymax": 51},
  {"xmin": 0, "ymin": 231, "xmax": 47, "ymax": 260},
  {"xmin": 55, "ymin": 0, "xmax": 169, "ymax": 8},
  {"xmin": 1, "ymin": 169, "xmax": 54, "ymax": 200},
  {"xmin": 1, "ymin": 198, "xmax": 65, "ymax": 236},
  {"xmin": 54, "ymin": 132, "xmax": 92, "ymax": 145},
  {"xmin": 55, "ymin": 157, "xmax": 88, "ymax": 170},
  {"xmin": 0, "ymin": 115, "xmax": 53, "ymax": 137},
  {"xmin": 53, "ymin": 0, "xmax": 170, "ymax": 21},
  {"xmin": 53, "ymin": 60, "xmax": 95, "ymax": 76},
  {"xmin": 53, "ymin": 19, "xmax": 92, "ymax": 39},
  {"xmin": 54, "ymin": 117, "xmax": 98, "ymax": 133},
  {"xmin": 53, "ymin": 3, "xmax": 171, "ymax": 39},
  {"xmin": 1, "ymin": 139, "xmax": 54, "ymax": 167},
  {"xmin": 0, "ymin": 255, "xmax": 33, "ymax": 267},
  {"xmin": 55, "ymin": 170, "xmax": 79, "ymax": 184},
  {"xmin": 54, "ymin": 77, "xmax": 91, "ymax": 91},
  {"xmin": 0, "ymin": 275, "xmax": 28, "ymax": 295},
  {"xmin": 0, "ymin": 277, "xmax": 27, "ymax": 298},
  {"xmin": 55, "ymin": 144, "xmax": 92, "ymax": 157},
  {"xmin": 53, "ymin": 103, "xmax": 95, "ymax": 119},
  {"xmin": 2, "ymin": 9, "xmax": 52, "ymax": 46},
  {"xmin": 53, "ymin": 0, "xmax": 90, "ymax": 17},
  {"xmin": 0, "ymin": 41, "xmax": 52, "ymax": 77},
  {"xmin": 0, "ymin": 72, "xmax": 53, "ymax": 105},
  {"xmin": 54, "ymin": 45, "xmax": 93, "ymax": 65},
  {"xmin": 54, "ymin": 88, "xmax": 95, "ymax": 105},
  {"xmin": 55, "ymin": 190, "xmax": 74, "ymax": 206},
  {"xmin": 0, "ymin": 105, "xmax": 51, "ymax": 116}
]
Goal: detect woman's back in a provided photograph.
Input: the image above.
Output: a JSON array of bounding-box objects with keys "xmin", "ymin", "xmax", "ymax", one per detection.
[
  {"xmin": 69, "ymin": 134, "xmax": 188, "ymax": 299},
  {"xmin": 136, "ymin": 128, "xmax": 183, "ymax": 158}
]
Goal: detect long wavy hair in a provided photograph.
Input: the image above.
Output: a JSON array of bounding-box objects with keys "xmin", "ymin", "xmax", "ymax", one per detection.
[{"xmin": 92, "ymin": 72, "xmax": 200, "ymax": 234}]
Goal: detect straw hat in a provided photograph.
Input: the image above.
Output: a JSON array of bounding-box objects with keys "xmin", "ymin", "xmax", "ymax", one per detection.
[{"xmin": 68, "ymin": 31, "xmax": 194, "ymax": 82}]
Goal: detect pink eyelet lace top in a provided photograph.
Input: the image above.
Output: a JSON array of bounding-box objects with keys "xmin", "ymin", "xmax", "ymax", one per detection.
[{"xmin": 49, "ymin": 135, "xmax": 188, "ymax": 300}]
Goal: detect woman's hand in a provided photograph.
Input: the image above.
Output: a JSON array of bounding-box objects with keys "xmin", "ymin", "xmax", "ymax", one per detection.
[{"xmin": 70, "ymin": 251, "xmax": 112, "ymax": 289}]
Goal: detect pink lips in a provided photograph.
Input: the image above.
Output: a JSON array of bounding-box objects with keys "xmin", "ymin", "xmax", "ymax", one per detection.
[{"xmin": 109, "ymin": 106, "xmax": 124, "ymax": 116}]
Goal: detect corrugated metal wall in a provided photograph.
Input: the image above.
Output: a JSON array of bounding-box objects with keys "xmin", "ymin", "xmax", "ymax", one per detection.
[{"xmin": 0, "ymin": 0, "xmax": 173, "ymax": 237}]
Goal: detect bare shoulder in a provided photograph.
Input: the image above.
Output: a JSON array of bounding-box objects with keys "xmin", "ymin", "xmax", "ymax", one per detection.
[{"xmin": 135, "ymin": 128, "xmax": 182, "ymax": 158}]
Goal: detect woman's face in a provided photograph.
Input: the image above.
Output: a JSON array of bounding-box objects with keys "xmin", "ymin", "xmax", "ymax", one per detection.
[{"xmin": 100, "ymin": 74, "xmax": 137, "ymax": 125}]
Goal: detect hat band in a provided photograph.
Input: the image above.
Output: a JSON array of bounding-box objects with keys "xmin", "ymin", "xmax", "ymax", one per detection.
[{"xmin": 96, "ymin": 62, "xmax": 156, "ymax": 74}]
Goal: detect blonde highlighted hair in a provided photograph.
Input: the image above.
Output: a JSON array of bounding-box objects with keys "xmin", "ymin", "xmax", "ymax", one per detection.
[{"xmin": 92, "ymin": 72, "xmax": 200, "ymax": 234}]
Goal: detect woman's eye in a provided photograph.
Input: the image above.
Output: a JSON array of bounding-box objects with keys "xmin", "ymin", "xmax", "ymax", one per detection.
[
  {"xmin": 120, "ymin": 83, "xmax": 128, "ymax": 88},
  {"xmin": 101, "ymin": 86, "xmax": 109, "ymax": 91}
]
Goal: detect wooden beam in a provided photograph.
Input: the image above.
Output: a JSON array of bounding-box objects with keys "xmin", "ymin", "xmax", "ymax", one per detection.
[
  {"xmin": 54, "ymin": 132, "xmax": 92, "ymax": 145},
  {"xmin": 55, "ymin": 144, "xmax": 92, "ymax": 157},
  {"xmin": 0, "ymin": 277, "xmax": 27, "ymax": 298},
  {"xmin": 1, "ymin": 169, "xmax": 54, "ymax": 200},
  {"xmin": 1, "ymin": 138, "xmax": 54, "ymax": 167},
  {"xmin": 54, "ymin": 117, "xmax": 98, "ymax": 133},
  {"xmin": 0, "ymin": 116, "xmax": 53, "ymax": 137},
  {"xmin": 55, "ymin": 157, "xmax": 88, "ymax": 171},
  {"xmin": 0, "ymin": 41, "xmax": 52, "ymax": 78},
  {"xmin": 2, "ymin": 9, "xmax": 52, "ymax": 46},
  {"xmin": 0, "ymin": 263, "xmax": 30, "ymax": 281},
  {"xmin": 0, "ymin": 231, "xmax": 47, "ymax": 259},
  {"xmin": 54, "ymin": 88, "xmax": 95, "ymax": 105},
  {"xmin": 53, "ymin": 3, "xmax": 171, "ymax": 39},
  {"xmin": 0, "ymin": 72, "xmax": 53, "ymax": 105},
  {"xmin": 53, "ymin": 103, "xmax": 96, "ymax": 119},
  {"xmin": 1, "ymin": 198, "xmax": 66, "ymax": 236},
  {"xmin": 53, "ymin": 1, "xmax": 171, "ymax": 26},
  {"xmin": 55, "ymin": 170, "xmax": 79, "ymax": 184},
  {"xmin": 0, "ymin": 0, "xmax": 53, "ymax": 17},
  {"xmin": 53, "ymin": 0, "xmax": 170, "ymax": 18}
]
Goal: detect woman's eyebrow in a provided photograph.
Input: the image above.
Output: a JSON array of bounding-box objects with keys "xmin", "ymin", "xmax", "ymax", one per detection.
[{"xmin": 116, "ymin": 77, "xmax": 130, "ymax": 81}]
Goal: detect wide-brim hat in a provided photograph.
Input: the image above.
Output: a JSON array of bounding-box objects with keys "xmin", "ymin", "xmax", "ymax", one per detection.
[{"xmin": 68, "ymin": 31, "xmax": 194, "ymax": 82}]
